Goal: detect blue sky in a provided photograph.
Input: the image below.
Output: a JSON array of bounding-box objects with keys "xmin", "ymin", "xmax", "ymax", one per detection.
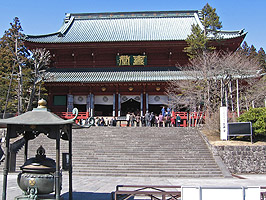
[{"xmin": 1, "ymin": 0, "xmax": 265, "ymax": 51}]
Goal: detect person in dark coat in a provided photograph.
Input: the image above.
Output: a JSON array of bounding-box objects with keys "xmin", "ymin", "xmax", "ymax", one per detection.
[
  {"xmin": 176, "ymin": 114, "xmax": 181, "ymax": 127},
  {"xmin": 110, "ymin": 116, "xmax": 117, "ymax": 126}
]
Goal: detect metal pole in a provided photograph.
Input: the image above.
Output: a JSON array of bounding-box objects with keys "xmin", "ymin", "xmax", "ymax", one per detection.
[
  {"xmin": 55, "ymin": 127, "xmax": 60, "ymax": 200},
  {"xmin": 2, "ymin": 126, "xmax": 10, "ymax": 200},
  {"xmin": 24, "ymin": 139, "xmax": 28, "ymax": 163},
  {"xmin": 69, "ymin": 124, "xmax": 73, "ymax": 200}
]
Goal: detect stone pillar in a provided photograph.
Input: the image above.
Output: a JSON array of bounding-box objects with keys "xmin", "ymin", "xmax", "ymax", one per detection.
[{"xmin": 146, "ymin": 93, "xmax": 149, "ymax": 112}]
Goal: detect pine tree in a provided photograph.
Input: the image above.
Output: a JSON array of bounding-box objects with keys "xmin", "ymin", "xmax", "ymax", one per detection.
[
  {"xmin": 249, "ymin": 45, "xmax": 258, "ymax": 59},
  {"xmin": 0, "ymin": 17, "xmax": 30, "ymax": 115},
  {"xmin": 237, "ymin": 41, "xmax": 250, "ymax": 56},
  {"xmin": 184, "ymin": 24, "xmax": 208, "ymax": 59},
  {"xmin": 257, "ymin": 48, "xmax": 266, "ymax": 72},
  {"xmin": 184, "ymin": 3, "xmax": 222, "ymax": 59},
  {"xmin": 202, "ymin": 3, "xmax": 222, "ymax": 34}
]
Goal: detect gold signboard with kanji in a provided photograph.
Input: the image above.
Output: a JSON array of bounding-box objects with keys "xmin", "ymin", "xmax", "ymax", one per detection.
[{"xmin": 116, "ymin": 55, "xmax": 147, "ymax": 66}]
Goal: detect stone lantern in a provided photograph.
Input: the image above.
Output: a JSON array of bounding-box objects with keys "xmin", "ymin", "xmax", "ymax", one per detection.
[{"xmin": 0, "ymin": 99, "xmax": 77, "ymax": 200}]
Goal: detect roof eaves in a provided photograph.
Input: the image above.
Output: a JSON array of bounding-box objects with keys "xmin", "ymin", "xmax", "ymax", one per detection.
[{"xmin": 25, "ymin": 32, "xmax": 59, "ymax": 39}]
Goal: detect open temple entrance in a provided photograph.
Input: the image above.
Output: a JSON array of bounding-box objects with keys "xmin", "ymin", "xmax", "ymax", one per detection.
[
  {"xmin": 121, "ymin": 98, "xmax": 140, "ymax": 116},
  {"xmin": 149, "ymin": 104, "xmax": 166, "ymax": 115},
  {"xmin": 94, "ymin": 105, "xmax": 113, "ymax": 116},
  {"xmin": 74, "ymin": 104, "xmax": 86, "ymax": 112}
]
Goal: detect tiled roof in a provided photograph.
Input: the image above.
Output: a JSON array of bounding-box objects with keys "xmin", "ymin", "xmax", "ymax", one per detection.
[
  {"xmin": 25, "ymin": 10, "xmax": 246, "ymax": 43},
  {"xmin": 44, "ymin": 67, "xmax": 194, "ymax": 83}
]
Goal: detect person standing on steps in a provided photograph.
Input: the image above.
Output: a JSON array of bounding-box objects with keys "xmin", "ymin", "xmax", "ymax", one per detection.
[
  {"xmin": 161, "ymin": 106, "xmax": 166, "ymax": 117},
  {"xmin": 135, "ymin": 114, "xmax": 140, "ymax": 127},
  {"xmin": 110, "ymin": 116, "xmax": 117, "ymax": 126},
  {"xmin": 129, "ymin": 112, "xmax": 135, "ymax": 127},
  {"xmin": 176, "ymin": 114, "xmax": 181, "ymax": 127},
  {"xmin": 158, "ymin": 113, "xmax": 164, "ymax": 127},
  {"xmin": 126, "ymin": 112, "xmax": 130, "ymax": 127},
  {"xmin": 150, "ymin": 112, "xmax": 155, "ymax": 127},
  {"xmin": 171, "ymin": 115, "xmax": 176, "ymax": 127},
  {"xmin": 145, "ymin": 111, "xmax": 150, "ymax": 127}
]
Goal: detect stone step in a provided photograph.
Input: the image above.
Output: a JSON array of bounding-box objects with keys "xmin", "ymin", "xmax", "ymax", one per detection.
[
  {"xmin": 11, "ymin": 127, "xmax": 223, "ymax": 178},
  {"xmin": 71, "ymin": 170, "xmax": 222, "ymax": 177}
]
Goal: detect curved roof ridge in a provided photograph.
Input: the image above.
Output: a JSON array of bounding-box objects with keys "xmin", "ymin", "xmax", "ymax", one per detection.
[
  {"xmin": 67, "ymin": 10, "xmax": 201, "ymax": 20},
  {"xmin": 194, "ymin": 12, "xmax": 204, "ymax": 30},
  {"xmin": 58, "ymin": 16, "xmax": 75, "ymax": 35}
]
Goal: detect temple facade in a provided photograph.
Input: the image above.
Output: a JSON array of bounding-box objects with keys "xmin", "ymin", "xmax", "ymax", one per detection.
[{"xmin": 24, "ymin": 10, "xmax": 246, "ymax": 117}]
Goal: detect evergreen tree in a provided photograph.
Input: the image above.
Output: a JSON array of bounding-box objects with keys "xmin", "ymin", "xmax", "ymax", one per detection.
[
  {"xmin": 184, "ymin": 24, "xmax": 208, "ymax": 59},
  {"xmin": 202, "ymin": 3, "xmax": 222, "ymax": 34},
  {"xmin": 237, "ymin": 41, "xmax": 250, "ymax": 56},
  {"xmin": 0, "ymin": 17, "xmax": 43, "ymax": 116},
  {"xmin": 0, "ymin": 17, "xmax": 27, "ymax": 114},
  {"xmin": 257, "ymin": 48, "xmax": 266, "ymax": 72},
  {"xmin": 237, "ymin": 42, "xmax": 266, "ymax": 72},
  {"xmin": 249, "ymin": 45, "xmax": 258, "ymax": 59},
  {"xmin": 184, "ymin": 3, "xmax": 222, "ymax": 59}
]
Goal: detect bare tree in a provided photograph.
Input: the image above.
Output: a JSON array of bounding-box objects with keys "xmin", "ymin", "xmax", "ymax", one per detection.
[
  {"xmin": 166, "ymin": 50, "xmax": 262, "ymax": 127},
  {"xmin": 26, "ymin": 48, "xmax": 51, "ymax": 111},
  {"xmin": 244, "ymin": 76, "xmax": 266, "ymax": 108}
]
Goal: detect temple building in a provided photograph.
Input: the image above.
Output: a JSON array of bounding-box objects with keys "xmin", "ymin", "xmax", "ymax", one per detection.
[{"xmin": 24, "ymin": 10, "xmax": 246, "ymax": 118}]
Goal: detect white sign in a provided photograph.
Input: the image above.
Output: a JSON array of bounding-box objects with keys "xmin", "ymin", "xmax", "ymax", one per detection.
[
  {"xmin": 182, "ymin": 186, "xmax": 260, "ymax": 200},
  {"xmin": 220, "ymin": 107, "xmax": 228, "ymax": 140}
]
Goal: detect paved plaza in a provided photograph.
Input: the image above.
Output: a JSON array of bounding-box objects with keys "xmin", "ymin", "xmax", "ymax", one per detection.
[{"xmin": 1, "ymin": 172, "xmax": 266, "ymax": 199}]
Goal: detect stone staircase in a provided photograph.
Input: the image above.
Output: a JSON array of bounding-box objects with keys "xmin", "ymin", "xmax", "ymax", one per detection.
[{"xmin": 12, "ymin": 127, "xmax": 223, "ymax": 177}]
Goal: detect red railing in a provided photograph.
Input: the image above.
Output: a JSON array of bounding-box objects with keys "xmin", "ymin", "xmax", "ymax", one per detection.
[
  {"xmin": 54, "ymin": 111, "xmax": 206, "ymax": 127},
  {"xmin": 173, "ymin": 112, "xmax": 206, "ymax": 127},
  {"xmin": 54, "ymin": 112, "xmax": 89, "ymax": 120}
]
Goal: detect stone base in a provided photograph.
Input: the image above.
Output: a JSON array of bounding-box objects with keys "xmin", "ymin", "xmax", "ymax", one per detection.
[{"xmin": 15, "ymin": 194, "xmax": 63, "ymax": 200}]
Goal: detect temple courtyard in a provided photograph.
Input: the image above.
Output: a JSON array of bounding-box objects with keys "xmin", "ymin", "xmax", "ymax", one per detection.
[{"xmin": 0, "ymin": 173, "xmax": 266, "ymax": 199}]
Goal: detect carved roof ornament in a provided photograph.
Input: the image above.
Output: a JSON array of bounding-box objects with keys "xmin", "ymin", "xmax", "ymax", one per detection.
[{"xmin": 37, "ymin": 99, "xmax": 47, "ymax": 109}]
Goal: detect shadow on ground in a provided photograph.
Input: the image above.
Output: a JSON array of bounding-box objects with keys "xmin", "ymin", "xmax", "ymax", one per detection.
[
  {"xmin": 62, "ymin": 192, "xmax": 111, "ymax": 200},
  {"xmin": 62, "ymin": 192, "xmax": 137, "ymax": 200}
]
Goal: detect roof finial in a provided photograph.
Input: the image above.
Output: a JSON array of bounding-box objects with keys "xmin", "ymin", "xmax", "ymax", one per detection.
[{"xmin": 37, "ymin": 99, "xmax": 47, "ymax": 109}]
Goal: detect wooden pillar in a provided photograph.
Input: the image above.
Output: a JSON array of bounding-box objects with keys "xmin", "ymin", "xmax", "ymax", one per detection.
[
  {"xmin": 67, "ymin": 94, "xmax": 74, "ymax": 113},
  {"xmin": 113, "ymin": 93, "xmax": 116, "ymax": 117},
  {"xmin": 118, "ymin": 94, "xmax": 121, "ymax": 117},
  {"xmin": 90, "ymin": 94, "xmax": 94, "ymax": 117},
  {"xmin": 140, "ymin": 93, "xmax": 143, "ymax": 117},
  {"xmin": 146, "ymin": 93, "xmax": 149, "ymax": 112}
]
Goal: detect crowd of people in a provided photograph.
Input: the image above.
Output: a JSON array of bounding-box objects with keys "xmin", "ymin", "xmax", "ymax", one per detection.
[
  {"xmin": 77, "ymin": 106, "xmax": 182, "ymax": 127},
  {"xmin": 124, "ymin": 106, "xmax": 182, "ymax": 127}
]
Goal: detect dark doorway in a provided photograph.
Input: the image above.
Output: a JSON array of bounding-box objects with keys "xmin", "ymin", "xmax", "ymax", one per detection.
[
  {"xmin": 149, "ymin": 104, "xmax": 165, "ymax": 115},
  {"xmin": 121, "ymin": 99, "xmax": 140, "ymax": 116},
  {"xmin": 94, "ymin": 105, "xmax": 113, "ymax": 116},
  {"xmin": 74, "ymin": 104, "xmax": 86, "ymax": 112}
]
